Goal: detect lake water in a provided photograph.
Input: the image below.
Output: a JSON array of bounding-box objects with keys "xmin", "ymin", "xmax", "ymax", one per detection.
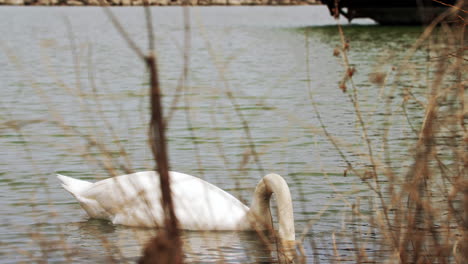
[{"xmin": 0, "ymin": 5, "xmax": 430, "ymax": 263}]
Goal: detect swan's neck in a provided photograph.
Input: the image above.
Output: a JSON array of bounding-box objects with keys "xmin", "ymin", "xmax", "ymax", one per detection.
[{"xmin": 248, "ymin": 173, "xmax": 295, "ymax": 242}]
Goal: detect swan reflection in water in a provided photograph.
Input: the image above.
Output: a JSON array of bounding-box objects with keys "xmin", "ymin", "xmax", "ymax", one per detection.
[{"xmin": 71, "ymin": 219, "xmax": 282, "ymax": 263}]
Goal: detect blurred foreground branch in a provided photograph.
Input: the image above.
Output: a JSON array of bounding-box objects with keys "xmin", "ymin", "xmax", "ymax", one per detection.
[{"xmin": 98, "ymin": 3, "xmax": 183, "ymax": 263}]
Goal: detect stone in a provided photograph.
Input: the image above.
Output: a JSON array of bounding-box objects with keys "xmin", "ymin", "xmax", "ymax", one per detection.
[
  {"xmin": 227, "ymin": 0, "xmax": 240, "ymax": 5},
  {"xmin": 6, "ymin": 0, "xmax": 24, "ymax": 5},
  {"xmin": 121, "ymin": 0, "xmax": 130, "ymax": 5},
  {"xmin": 66, "ymin": 0, "xmax": 83, "ymax": 5},
  {"xmin": 85, "ymin": 0, "xmax": 100, "ymax": 5},
  {"xmin": 211, "ymin": 0, "xmax": 226, "ymax": 4}
]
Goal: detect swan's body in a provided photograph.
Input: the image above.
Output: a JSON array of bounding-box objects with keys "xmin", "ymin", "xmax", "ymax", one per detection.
[{"xmin": 57, "ymin": 171, "xmax": 295, "ymax": 241}]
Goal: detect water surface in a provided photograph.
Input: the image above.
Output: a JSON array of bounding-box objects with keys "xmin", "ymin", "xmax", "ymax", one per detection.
[{"xmin": 0, "ymin": 6, "xmax": 428, "ymax": 263}]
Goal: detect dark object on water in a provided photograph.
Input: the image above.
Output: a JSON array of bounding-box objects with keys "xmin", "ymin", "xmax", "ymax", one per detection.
[{"xmin": 321, "ymin": 0, "xmax": 466, "ymax": 25}]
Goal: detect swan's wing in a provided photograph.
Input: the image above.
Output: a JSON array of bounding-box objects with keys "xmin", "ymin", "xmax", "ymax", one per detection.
[
  {"xmin": 79, "ymin": 171, "xmax": 164, "ymax": 227},
  {"xmin": 170, "ymin": 172, "xmax": 250, "ymax": 230},
  {"xmin": 77, "ymin": 171, "xmax": 250, "ymax": 230}
]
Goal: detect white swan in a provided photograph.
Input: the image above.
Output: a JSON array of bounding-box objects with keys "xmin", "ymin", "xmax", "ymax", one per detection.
[{"xmin": 57, "ymin": 171, "xmax": 295, "ymax": 242}]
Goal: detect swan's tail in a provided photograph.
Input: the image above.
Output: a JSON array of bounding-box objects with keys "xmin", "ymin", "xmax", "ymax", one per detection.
[{"xmin": 57, "ymin": 174, "xmax": 92, "ymax": 196}]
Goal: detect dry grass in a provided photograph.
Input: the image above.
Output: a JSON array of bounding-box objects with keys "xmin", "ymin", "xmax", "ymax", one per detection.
[
  {"xmin": 315, "ymin": 4, "xmax": 467, "ymax": 263},
  {"xmin": 1, "ymin": 3, "xmax": 466, "ymax": 264}
]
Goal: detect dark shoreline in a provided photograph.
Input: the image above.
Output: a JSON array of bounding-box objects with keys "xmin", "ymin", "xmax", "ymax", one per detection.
[{"xmin": 0, "ymin": 0, "xmax": 320, "ymax": 6}]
